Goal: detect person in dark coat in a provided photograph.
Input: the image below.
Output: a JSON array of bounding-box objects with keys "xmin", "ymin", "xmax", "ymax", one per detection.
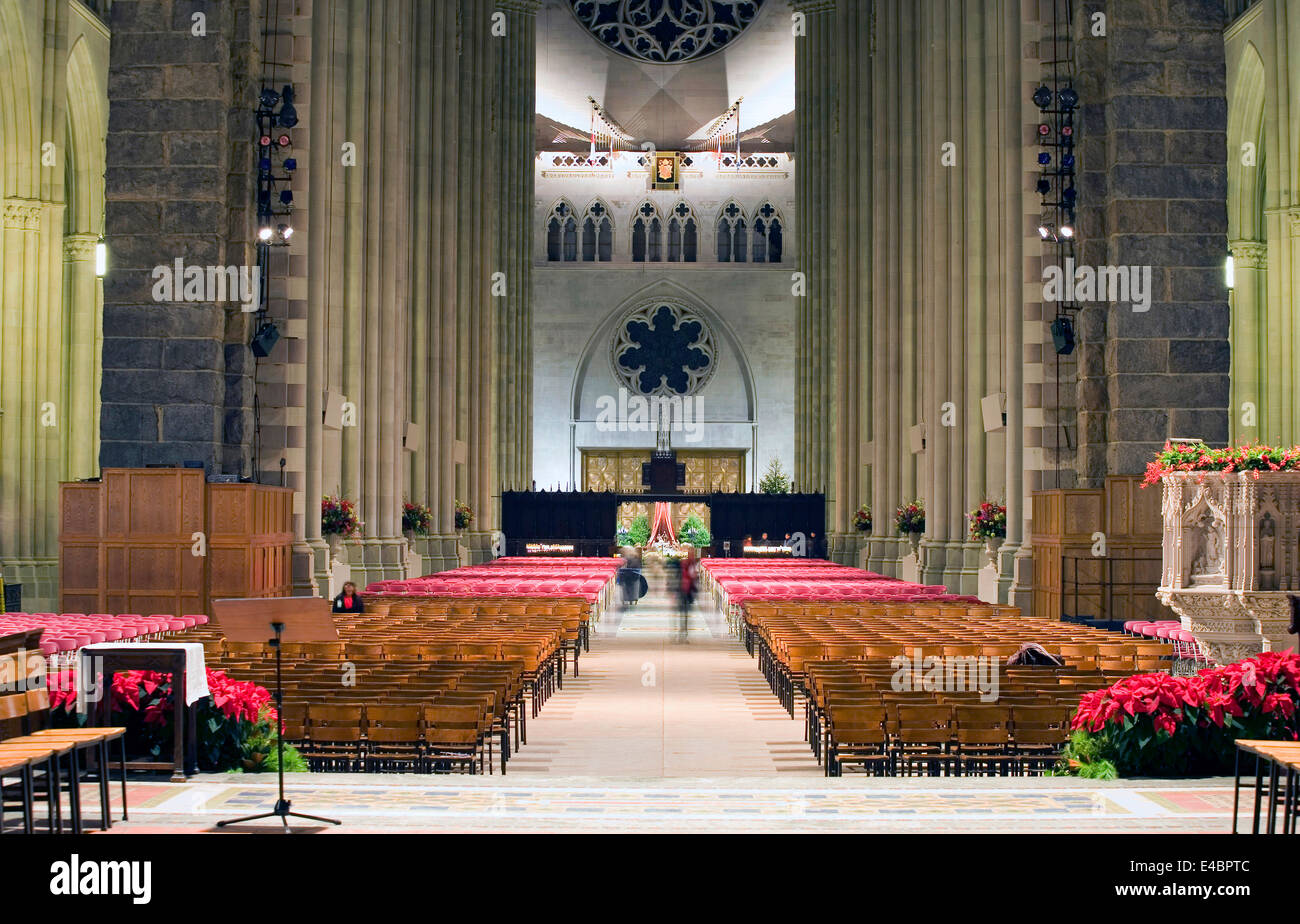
[{"xmin": 332, "ymin": 581, "xmax": 365, "ymax": 613}]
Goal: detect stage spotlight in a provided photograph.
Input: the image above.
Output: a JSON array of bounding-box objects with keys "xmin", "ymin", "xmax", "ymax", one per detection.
[
  {"xmin": 277, "ymin": 223, "xmax": 294, "ymax": 241},
  {"xmin": 258, "ymin": 225, "xmax": 274, "ymax": 242},
  {"xmin": 259, "ymin": 134, "xmax": 272, "ymax": 147},
  {"xmin": 1036, "ymin": 178, "xmax": 1052, "ymax": 195},
  {"xmin": 1038, "ymin": 225, "xmax": 1052, "ymax": 240},
  {"xmin": 279, "ymin": 189, "xmax": 293, "ymax": 205},
  {"xmin": 1038, "ymin": 152, "xmax": 1052, "ymax": 165},
  {"xmin": 278, "ymin": 85, "xmax": 298, "ymax": 128},
  {"xmin": 1032, "ymin": 86, "xmax": 1053, "ymax": 109},
  {"xmin": 1062, "ymin": 187, "xmax": 1077, "ymax": 206},
  {"xmin": 1061, "ymin": 125, "xmax": 1074, "ymax": 139},
  {"xmin": 1060, "ymin": 224, "xmax": 1074, "ymax": 238},
  {"xmin": 259, "ymin": 87, "xmax": 280, "ymax": 110},
  {"xmin": 250, "ymin": 320, "xmax": 281, "ymax": 358},
  {"xmin": 1038, "ymin": 123, "xmax": 1051, "ymax": 137},
  {"xmin": 277, "ymin": 133, "xmax": 291, "ymax": 147},
  {"xmin": 1051, "ymin": 316, "xmax": 1076, "ymax": 355},
  {"xmin": 259, "ymin": 157, "xmax": 272, "ymax": 172},
  {"xmin": 1058, "ymin": 87, "xmax": 1079, "ymax": 110},
  {"xmin": 283, "ymin": 158, "xmax": 298, "ymax": 171},
  {"xmin": 1061, "ymin": 154, "xmax": 1076, "ymax": 169}
]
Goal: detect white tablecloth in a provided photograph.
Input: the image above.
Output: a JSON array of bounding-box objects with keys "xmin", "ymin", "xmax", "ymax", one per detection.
[{"xmin": 80, "ymin": 642, "xmax": 210, "ymax": 705}]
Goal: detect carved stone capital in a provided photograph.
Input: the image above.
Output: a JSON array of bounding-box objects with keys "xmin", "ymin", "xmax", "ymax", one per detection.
[
  {"xmin": 62, "ymin": 232, "xmax": 99, "ymax": 261},
  {"xmin": 3, "ymin": 198, "xmax": 43, "ymax": 231},
  {"xmin": 1228, "ymin": 238, "xmax": 1267, "ymax": 269}
]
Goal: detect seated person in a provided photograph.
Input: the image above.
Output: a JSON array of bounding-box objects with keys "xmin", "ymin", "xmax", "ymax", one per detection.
[{"xmin": 332, "ymin": 581, "xmax": 365, "ymax": 613}]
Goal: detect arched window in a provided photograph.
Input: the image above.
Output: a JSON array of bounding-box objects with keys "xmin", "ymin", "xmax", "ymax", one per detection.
[
  {"xmin": 717, "ymin": 201, "xmax": 748, "ymax": 262},
  {"xmin": 546, "ymin": 200, "xmax": 578, "ymax": 262},
  {"xmin": 667, "ymin": 202, "xmax": 697, "ymax": 262},
  {"xmin": 632, "ymin": 201, "xmax": 663, "ymax": 262},
  {"xmin": 753, "ymin": 202, "xmax": 784, "ymax": 263},
  {"xmin": 581, "ymin": 200, "xmax": 613, "ymax": 262}
]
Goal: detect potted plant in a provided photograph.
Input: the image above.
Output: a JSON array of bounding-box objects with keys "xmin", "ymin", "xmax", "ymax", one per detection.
[
  {"xmin": 758, "ymin": 458, "xmax": 790, "ymax": 494},
  {"xmin": 852, "ymin": 504, "xmax": 872, "ymax": 533},
  {"xmin": 454, "ymin": 499, "xmax": 473, "ymax": 531},
  {"xmin": 402, "ymin": 501, "xmax": 432, "ymax": 538},
  {"xmin": 321, "ymin": 494, "xmax": 361, "ymax": 558},
  {"xmin": 895, "ymin": 500, "xmax": 925, "ymax": 557},
  {"xmin": 616, "ymin": 514, "xmax": 651, "ymax": 548},
  {"xmin": 967, "ymin": 500, "xmax": 1007, "ymax": 564}
]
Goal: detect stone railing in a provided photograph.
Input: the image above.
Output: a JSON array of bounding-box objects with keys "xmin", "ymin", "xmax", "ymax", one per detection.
[{"xmin": 1157, "ymin": 471, "xmax": 1300, "ymax": 664}]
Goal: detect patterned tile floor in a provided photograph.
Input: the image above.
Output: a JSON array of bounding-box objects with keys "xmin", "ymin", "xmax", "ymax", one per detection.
[{"xmin": 5, "ymin": 577, "xmax": 1249, "ymax": 833}]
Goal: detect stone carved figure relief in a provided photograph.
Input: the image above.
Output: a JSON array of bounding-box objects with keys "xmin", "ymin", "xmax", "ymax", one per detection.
[
  {"xmin": 1259, "ymin": 513, "xmax": 1278, "ymax": 590},
  {"xmin": 1185, "ymin": 496, "xmax": 1226, "ymax": 586}
]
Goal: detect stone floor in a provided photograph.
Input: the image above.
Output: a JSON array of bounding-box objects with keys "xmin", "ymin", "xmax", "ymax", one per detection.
[{"xmin": 5, "ymin": 574, "xmax": 1247, "ymax": 833}]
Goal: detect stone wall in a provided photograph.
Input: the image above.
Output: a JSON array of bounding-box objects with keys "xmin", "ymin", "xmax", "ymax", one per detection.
[
  {"xmin": 100, "ymin": 0, "xmax": 257, "ymax": 475},
  {"xmin": 1073, "ymin": 0, "xmax": 1231, "ymax": 484}
]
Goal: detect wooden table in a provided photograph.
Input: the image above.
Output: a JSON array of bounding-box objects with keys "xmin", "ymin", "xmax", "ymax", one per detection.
[
  {"xmin": 78, "ymin": 644, "xmax": 204, "ymax": 782},
  {"xmin": 1233, "ymin": 739, "xmax": 1300, "ymax": 834}
]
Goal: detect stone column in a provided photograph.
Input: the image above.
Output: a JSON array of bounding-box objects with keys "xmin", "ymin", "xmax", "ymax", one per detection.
[
  {"xmin": 62, "ymin": 232, "xmax": 102, "ymax": 482},
  {"xmin": 1229, "ymin": 239, "xmax": 1266, "ymax": 443},
  {"xmin": 495, "ymin": 1, "xmax": 540, "ymax": 508},
  {"xmin": 792, "ymin": 0, "xmax": 837, "ymax": 525}
]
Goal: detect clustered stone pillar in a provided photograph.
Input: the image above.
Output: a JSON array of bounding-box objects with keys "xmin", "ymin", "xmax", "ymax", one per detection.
[
  {"xmin": 792, "ymin": 0, "xmax": 837, "ymax": 539},
  {"xmin": 808, "ymin": 0, "xmax": 1024, "ymax": 595},
  {"xmin": 495, "ymin": 1, "xmax": 540, "ymax": 507}
]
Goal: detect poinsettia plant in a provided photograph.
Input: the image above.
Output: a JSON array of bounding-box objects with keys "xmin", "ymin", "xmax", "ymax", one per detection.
[
  {"xmin": 454, "ymin": 499, "xmax": 473, "ymax": 530},
  {"xmin": 895, "ymin": 500, "xmax": 925, "ymax": 535},
  {"xmin": 1141, "ymin": 441, "xmax": 1300, "ymax": 487},
  {"xmin": 49, "ymin": 667, "xmax": 296, "ymax": 773},
  {"xmin": 967, "ymin": 501, "xmax": 1007, "ymax": 540},
  {"xmin": 1065, "ymin": 651, "xmax": 1300, "ymax": 776},
  {"xmin": 402, "ymin": 501, "xmax": 433, "ymax": 536},
  {"xmin": 321, "ymin": 494, "xmax": 361, "ymax": 537},
  {"xmin": 852, "ymin": 504, "xmax": 872, "ymax": 532}
]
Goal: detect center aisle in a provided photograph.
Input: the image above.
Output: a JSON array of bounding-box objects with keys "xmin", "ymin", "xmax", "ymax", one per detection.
[{"xmin": 505, "ymin": 564, "xmax": 822, "ymax": 778}]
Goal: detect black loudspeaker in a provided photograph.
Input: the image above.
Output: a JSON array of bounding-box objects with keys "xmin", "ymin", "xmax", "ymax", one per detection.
[
  {"xmin": 250, "ymin": 321, "xmax": 281, "ymax": 358},
  {"xmin": 1050, "ymin": 316, "xmax": 1075, "ymax": 355}
]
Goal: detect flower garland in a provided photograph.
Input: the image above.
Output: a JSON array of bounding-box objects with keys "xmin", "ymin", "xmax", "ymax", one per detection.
[{"xmin": 1141, "ymin": 441, "xmax": 1300, "ymax": 487}]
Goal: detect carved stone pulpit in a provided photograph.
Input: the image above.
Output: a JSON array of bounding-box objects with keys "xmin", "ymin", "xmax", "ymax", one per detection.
[{"xmin": 1157, "ymin": 472, "xmax": 1300, "ymax": 664}]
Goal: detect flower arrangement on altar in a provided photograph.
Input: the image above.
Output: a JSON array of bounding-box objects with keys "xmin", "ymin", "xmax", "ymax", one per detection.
[
  {"xmin": 966, "ymin": 501, "xmax": 1006, "ymax": 541},
  {"xmin": 852, "ymin": 504, "xmax": 872, "ymax": 533},
  {"xmin": 895, "ymin": 500, "xmax": 925, "ymax": 535},
  {"xmin": 1060, "ymin": 651, "xmax": 1299, "ymax": 777},
  {"xmin": 321, "ymin": 495, "xmax": 361, "ymax": 537},
  {"xmin": 402, "ymin": 501, "xmax": 432, "ymax": 536},
  {"xmin": 454, "ymin": 499, "xmax": 473, "ymax": 530},
  {"xmin": 48, "ymin": 667, "xmax": 304, "ymax": 773},
  {"xmin": 1141, "ymin": 440, "xmax": 1300, "ymax": 487}
]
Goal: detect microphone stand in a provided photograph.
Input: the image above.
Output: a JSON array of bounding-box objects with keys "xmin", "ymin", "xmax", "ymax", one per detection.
[{"xmin": 217, "ymin": 621, "xmax": 340, "ymax": 831}]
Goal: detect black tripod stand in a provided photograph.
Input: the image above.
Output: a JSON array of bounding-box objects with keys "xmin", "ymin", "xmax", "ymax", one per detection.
[{"xmin": 217, "ymin": 621, "xmax": 340, "ymax": 831}]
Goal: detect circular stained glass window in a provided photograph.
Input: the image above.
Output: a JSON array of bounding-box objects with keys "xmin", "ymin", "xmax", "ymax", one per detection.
[
  {"xmin": 611, "ymin": 300, "xmax": 716, "ymax": 396},
  {"xmin": 568, "ymin": 0, "xmax": 765, "ymax": 64}
]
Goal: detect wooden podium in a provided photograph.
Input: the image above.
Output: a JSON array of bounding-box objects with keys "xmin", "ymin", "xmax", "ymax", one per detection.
[{"xmin": 59, "ymin": 468, "xmax": 294, "ymax": 615}]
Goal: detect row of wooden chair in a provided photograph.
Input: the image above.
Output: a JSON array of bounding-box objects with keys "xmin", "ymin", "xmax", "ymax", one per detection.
[
  {"xmin": 0, "ymin": 680, "xmax": 127, "ymax": 834},
  {"xmin": 281, "ymin": 702, "xmax": 500, "ymax": 774},
  {"xmin": 824, "ymin": 703, "xmax": 1073, "ymax": 776}
]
